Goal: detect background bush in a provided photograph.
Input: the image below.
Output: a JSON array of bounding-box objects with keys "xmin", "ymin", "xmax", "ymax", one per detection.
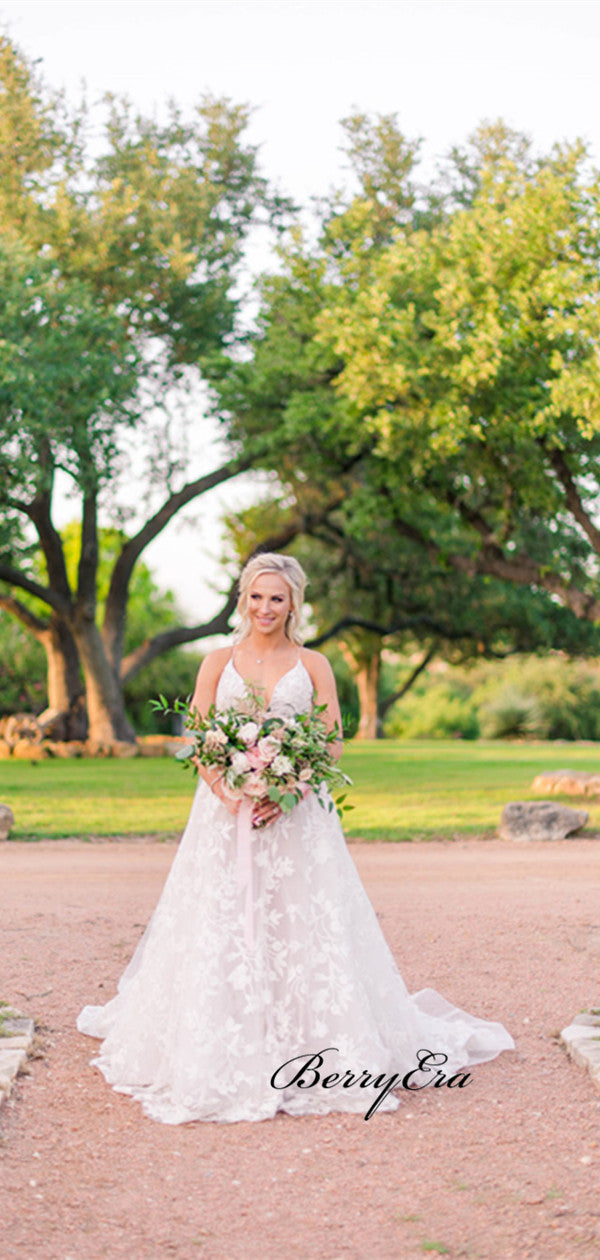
[
  {"xmin": 385, "ymin": 677, "xmax": 480, "ymax": 739},
  {"xmin": 384, "ymin": 654, "xmax": 600, "ymax": 741}
]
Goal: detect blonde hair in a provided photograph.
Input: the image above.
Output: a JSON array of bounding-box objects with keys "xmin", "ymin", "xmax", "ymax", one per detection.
[{"xmin": 233, "ymin": 552, "xmax": 307, "ymax": 645}]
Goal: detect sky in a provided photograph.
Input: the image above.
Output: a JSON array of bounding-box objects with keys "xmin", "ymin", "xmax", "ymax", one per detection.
[{"xmin": 2, "ymin": 0, "xmax": 600, "ymax": 620}]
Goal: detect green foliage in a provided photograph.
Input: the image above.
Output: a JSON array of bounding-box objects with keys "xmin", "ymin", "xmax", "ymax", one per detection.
[
  {"xmin": 325, "ymin": 648, "xmax": 360, "ymax": 738},
  {"xmin": 0, "ymin": 33, "xmax": 283, "ymax": 742},
  {"xmin": 385, "ymin": 654, "xmax": 600, "ymax": 742},
  {"xmin": 0, "ymin": 613, "xmax": 47, "ymax": 713},
  {"xmin": 314, "ymin": 127, "xmax": 600, "ymax": 626},
  {"xmin": 385, "ymin": 676, "xmax": 479, "ymax": 740},
  {"xmin": 0, "ymin": 235, "xmax": 140, "ymax": 498},
  {"xmin": 0, "ymin": 518, "xmax": 200, "ymax": 726},
  {"xmin": 473, "ymin": 656, "xmax": 600, "ymax": 741},
  {"xmin": 217, "ymin": 120, "xmax": 600, "ymax": 685},
  {"xmin": 124, "ymin": 649, "xmax": 201, "ymax": 734},
  {"xmin": 479, "ymin": 688, "xmax": 545, "ymax": 740},
  {"xmin": 51, "ymin": 521, "xmax": 182, "ymax": 655},
  {"xmin": 0, "ymin": 33, "xmax": 275, "ymax": 521}
]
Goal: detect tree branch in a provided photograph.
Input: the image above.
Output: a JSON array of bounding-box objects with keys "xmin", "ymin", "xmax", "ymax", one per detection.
[
  {"xmin": 119, "ymin": 490, "xmax": 349, "ymax": 682},
  {"xmin": 0, "ymin": 565, "xmax": 71, "ymax": 616},
  {"xmin": 379, "ymin": 641, "xmax": 438, "ymax": 717},
  {"xmin": 547, "ymin": 447, "xmax": 600, "ymax": 556},
  {"xmin": 0, "ymin": 594, "xmax": 49, "ymax": 637},
  {"xmin": 77, "ymin": 490, "xmax": 99, "ymax": 617},
  {"xmin": 308, "ymin": 614, "xmax": 465, "ymax": 647},
  {"xmin": 119, "ymin": 586, "xmax": 239, "ymax": 683},
  {"xmin": 25, "ymin": 450, "xmax": 72, "ymax": 602},
  {"xmin": 382, "ymin": 490, "xmax": 600, "ymax": 624},
  {"xmin": 103, "ymin": 455, "xmax": 253, "ymax": 669}
]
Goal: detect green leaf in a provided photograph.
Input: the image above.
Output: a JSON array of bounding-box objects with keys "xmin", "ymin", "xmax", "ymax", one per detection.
[{"xmin": 174, "ymin": 743, "xmax": 195, "ymax": 761}]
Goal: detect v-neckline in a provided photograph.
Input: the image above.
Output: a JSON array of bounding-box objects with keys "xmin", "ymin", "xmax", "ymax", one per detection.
[{"xmin": 229, "ymin": 655, "xmax": 302, "ymax": 710}]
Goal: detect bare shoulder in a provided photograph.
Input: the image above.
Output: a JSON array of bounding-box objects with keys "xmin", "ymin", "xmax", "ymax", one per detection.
[
  {"xmin": 206, "ymin": 645, "xmax": 234, "ymax": 667},
  {"xmin": 195, "ymin": 645, "xmax": 233, "ymax": 682},
  {"xmin": 299, "ymin": 647, "xmax": 336, "ymax": 686}
]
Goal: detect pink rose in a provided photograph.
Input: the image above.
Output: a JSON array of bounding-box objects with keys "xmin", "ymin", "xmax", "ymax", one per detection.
[
  {"xmin": 245, "ymin": 747, "xmax": 270, "ymax": 770},
  {"xmin": 243, "ymin": 774, "xmax": 269, "ymax": 798}
]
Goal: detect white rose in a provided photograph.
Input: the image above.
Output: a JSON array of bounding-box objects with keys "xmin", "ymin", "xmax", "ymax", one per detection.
[
  {"xmin": 257, "ymin": 736, "xmax": 281, "ymax": 763},
  {"xmin": 299, "ymin": 766, "xmax": 313, "ymax": 781},
  {"xmin": 231, "ymin": 750, "xmax": 251, "ymax": 775},
  {"xmin": 204, "ymin": 727, "xmax": 228, "ymax": 751},
  {"xmin": 238, "ymin": 721, "xmax": 260, "ymax": 746},
  {"xmin": 271, "ymin": 754, "xmax": 294, "ymax": 777}
]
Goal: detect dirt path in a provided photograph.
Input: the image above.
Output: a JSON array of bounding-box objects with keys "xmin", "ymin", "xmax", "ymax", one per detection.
[{"xmin": 1, "ymin": 837, "xmax": 599, "ymax": 1259}]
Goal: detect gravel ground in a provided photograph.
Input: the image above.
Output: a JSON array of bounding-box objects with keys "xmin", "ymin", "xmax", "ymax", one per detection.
[{"xmin": 1, "ymin": 836, "xmax": 599, "ymax": 1260}]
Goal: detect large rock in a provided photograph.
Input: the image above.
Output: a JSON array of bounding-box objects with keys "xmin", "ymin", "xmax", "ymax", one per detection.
[
  {"xmin": 0, "ymin": 804, "xmax": 15, "ymax": 840},
  {"xmin": 111, "ymin": 740, "xmax": 139, "ymax": 759},
  {"xmin": 84, "ymin": 739, "xmax": 113, "ymax": 758},
  {"xmin": 500, "ymin": 800, "xmax": 588, "ymax": 842},
  {"xmin": 138, "ymin": 736, "xmax": 170, "ymax": 757},
  {"xmin": 531, "ymin": 770, "xmax": 600, "ymax": 797},
  {"xmin": 2, "ymin": 713, "xmax": 42, "ymax": 749},
  {"xmin": 11, "ymin": 740, "xmax": 48, "ymax": 762},
  {"xmin": 163, "ymin": 736, "xmax": 195, "ymax": 757},
  {"xmin": 42, "ymin": 740, "xmax": 85, "ymax": 759}
]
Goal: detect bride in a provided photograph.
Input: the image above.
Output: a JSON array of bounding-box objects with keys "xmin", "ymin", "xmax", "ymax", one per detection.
[{"xmin": 77, "ymin": 551, "xmax": 514, "ymax": 1124}]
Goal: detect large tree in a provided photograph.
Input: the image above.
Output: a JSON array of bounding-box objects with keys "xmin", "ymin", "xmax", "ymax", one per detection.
[
  {"xmin": 222, "ymin": 487, "xmax": 600, "ymax": 735},
  {"xmin": 316, "ymin": 126, "xmax": 600, "ymax": 628},
  {"xmin": 0, "ymin": 35, "xmax": 286, "ymax": 743},
  {"xmin": 0, "ymin": 522, "xmax": 201, "ymax": 730},
  {"xmin": 212, "ymin": 120, "xmax": 600, "ymax": 734}
]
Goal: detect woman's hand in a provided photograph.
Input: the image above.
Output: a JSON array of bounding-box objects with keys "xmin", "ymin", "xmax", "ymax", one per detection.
[
  {"xmin": 220, "ymin": 792, "xmax": 241, "ymax": 818},
  {"xmin": 200, "ymin": 766, "xmax": 240, "ymax": 817},
  {"xmin": 251, "ymin": 796, "xmax": 283, "ymax": 830}
]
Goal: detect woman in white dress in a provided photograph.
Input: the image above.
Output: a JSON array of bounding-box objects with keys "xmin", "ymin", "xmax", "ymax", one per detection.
[{"xmin": 77, "ymin": 552, "xmax": 514, "ymax": 1124}]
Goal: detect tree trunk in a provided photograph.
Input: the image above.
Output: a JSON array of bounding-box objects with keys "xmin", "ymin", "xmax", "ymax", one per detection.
[
  {"xmin": 340, "ymin": 638, "xmax": 382, "ymax": 739},
  {"xmin": 40, "ymin": 617, "xmax": 83, "ymax": 713},
  {"xmin": 355, "ymin": 650, "xmax": 382, "ymax": 739},
  {"xmin": 73, "ymin": 618, "xmax": 136, "ymax": 745}
]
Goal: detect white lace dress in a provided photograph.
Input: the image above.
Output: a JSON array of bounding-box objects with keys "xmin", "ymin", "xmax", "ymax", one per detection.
[{"xmin": 77, "ymin": 658, "xmax": 514, "ymax": 1124}]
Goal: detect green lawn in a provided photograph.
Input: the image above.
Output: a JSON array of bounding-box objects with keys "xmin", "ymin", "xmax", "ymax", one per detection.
[
  {"xmin": 1, "ymin": 740, "xmax": 599, "ymax": 841},
  {"xmin": 342, "ymin": 740, "xmax": 600, "ymax": 840}
]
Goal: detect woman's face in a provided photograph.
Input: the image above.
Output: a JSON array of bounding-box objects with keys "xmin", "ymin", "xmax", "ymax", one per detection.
[{"xmin": 247, "ymin": 573, "xmax": 293, "ymax": 637}]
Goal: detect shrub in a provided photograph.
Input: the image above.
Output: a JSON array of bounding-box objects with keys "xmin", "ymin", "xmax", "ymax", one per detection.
[
  {"xmin": 385, "ymin": 680, "xmax": 479, "ymax": 740},
  {"xmin": 479, "ymin": 687, "xmax": 546, "ymax": 739},
  {"xmin": 472, "ymin": 657, "xmax": 600, "ymax": 741},
  {"xmin": 382, "ymin": 652, "xmax": 600, "ymax": 741}
]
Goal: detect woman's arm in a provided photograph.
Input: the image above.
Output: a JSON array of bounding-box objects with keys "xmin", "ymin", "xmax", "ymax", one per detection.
[
  {"xmin": 302, "ymin": 650, "xmax": 344, "ymax": 762},
  {"xmin": 189, "ymin": 650, "xmax": 239, "ymax": 816}
]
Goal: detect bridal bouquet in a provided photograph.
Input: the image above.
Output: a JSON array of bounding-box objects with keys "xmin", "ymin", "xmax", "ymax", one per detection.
[{"xmin": 151, "ymin": 691, "xmax": 352, "ymax": 818}]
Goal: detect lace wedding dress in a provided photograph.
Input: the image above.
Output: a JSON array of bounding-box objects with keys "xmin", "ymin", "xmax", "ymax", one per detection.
[{"xmin": 77, "ymin": 657, "xmax": 514, "ymax": 1124}]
